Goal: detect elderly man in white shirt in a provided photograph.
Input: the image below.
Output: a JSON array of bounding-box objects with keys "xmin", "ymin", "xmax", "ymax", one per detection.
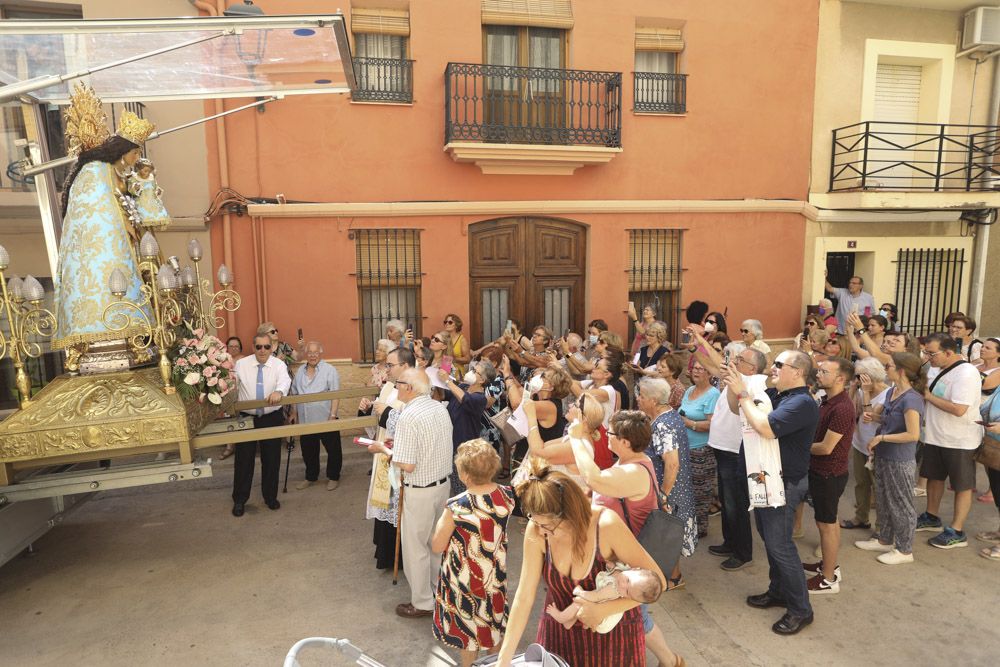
[
  {"xmin": 291, "ymin": 341, "xmax": 342, "ymax": 491},
  {"xmin": 368, "ymin": 367, "xmax": 453, "ymax": 619},
  {"xmin": 231, "ymin": 333, "xmax": 291, "ymax": 517}
]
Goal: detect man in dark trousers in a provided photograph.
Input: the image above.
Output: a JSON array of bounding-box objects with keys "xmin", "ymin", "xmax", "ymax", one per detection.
[
  {"xmin": 231, "ymin": 332, "xmax": 291, "ymax": 516},
  {"xmin": 725, "ymin": 350, "xmax": 820, "ymax": 635}
]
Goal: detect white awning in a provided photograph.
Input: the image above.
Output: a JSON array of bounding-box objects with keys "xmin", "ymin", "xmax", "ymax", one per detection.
[{"xmin": 0, "ymin": 14, "xmax": 355, "ymax": 103}]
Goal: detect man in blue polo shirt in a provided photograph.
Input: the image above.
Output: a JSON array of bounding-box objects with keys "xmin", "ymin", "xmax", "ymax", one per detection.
[{"xmin": 725, "ymin": 350, "xmax": 820, "ymax": 636}]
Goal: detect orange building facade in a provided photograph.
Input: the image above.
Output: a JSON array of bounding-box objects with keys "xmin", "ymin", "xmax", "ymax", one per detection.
[{"xmin": 203, "ymin": 0, "xmax": 820, "ymax": 359}]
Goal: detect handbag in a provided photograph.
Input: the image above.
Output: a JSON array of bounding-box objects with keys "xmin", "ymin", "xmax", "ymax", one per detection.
[
  {"xmin": 974, "ymin": 438, "xmax": 1000, "ymax": 471},
  {"xmin": 488, "ymin": 406, "xmax": 522, "ymax": 448},
  {"xmin": 620, "ymin": 463, "xmax": 685, "ymax": 579}
]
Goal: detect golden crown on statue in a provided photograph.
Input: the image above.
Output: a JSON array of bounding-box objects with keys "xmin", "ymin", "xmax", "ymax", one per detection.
[
  {"xmin": 116, "ymin": 110, "xmax": 155, "ymax": 145},
  {"xmin": 64, "ymin": 83, "xmax": 111, "ymax": 156}
]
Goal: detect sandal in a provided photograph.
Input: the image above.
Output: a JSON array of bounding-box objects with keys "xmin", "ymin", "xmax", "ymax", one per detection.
[
  {"xmin": 219, "ymin": 445, "xmax": 234, "ymax": 460},
  {"xmin": 840, "ymin": 519, "xmax": 871, "ymax": 530},
  {"xmin": 976, "ymin": 531, "xmax": 1000, "ymax": 544},
  {"xmin": 979, "ymin": 545, "xmax": 1000, "ymax": 561},
  {"xmin": 666, "ymin": 576, "xmax": 686, "ymax": 591},
  {"xmin": 977, "ymin": 491, "xmax": 995, "ymax": 504}
]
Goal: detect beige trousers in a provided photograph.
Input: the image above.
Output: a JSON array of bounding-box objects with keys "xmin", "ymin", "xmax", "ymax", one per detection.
[{"xmin": 401, "ymin": 482, "xmax": 450, "ymax": 610}]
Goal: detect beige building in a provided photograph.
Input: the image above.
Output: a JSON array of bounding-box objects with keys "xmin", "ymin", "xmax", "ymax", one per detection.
[{"xmin": 807, "ymin": 0, "xmax": 1000, "ymax": 336}]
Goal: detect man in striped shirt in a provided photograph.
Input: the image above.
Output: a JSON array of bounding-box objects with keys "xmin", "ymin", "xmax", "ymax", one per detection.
[{"xmin": 370, "ymin": 367, "xmax": 454, "ymax": 618}]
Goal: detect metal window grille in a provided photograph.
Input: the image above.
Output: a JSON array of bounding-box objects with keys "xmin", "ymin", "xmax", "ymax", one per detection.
[
  {"xmin": 627, "ymin": 229, "xmax": 683, "ymax": 346},
  {"xmin": 354, "ymin": 229, "xmax": 422, "ymax": 362},
  {"xmin": 893, "ymin": 247, "xmax": 965, "ymax": 338}
]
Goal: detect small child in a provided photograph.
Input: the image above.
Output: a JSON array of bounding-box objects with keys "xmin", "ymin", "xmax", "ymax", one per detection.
[
  {"xmin": 545, "ymin": 561, "xmax": 663, "ymax": 633},
  {"xmin": 129, "ymin": 158, "xmax": 171, "ymax": 229},
  {"xmin": 432, "ymin": 439, "xmax": 515, "ymax": 667}
]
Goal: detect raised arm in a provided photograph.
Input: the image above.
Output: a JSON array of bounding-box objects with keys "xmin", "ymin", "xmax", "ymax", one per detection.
[{"xmin": 496, "ymin": 528, "xmax": 546, "ymax": 666}]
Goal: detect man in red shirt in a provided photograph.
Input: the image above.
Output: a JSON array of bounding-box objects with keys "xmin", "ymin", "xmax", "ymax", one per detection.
[{"xmin": 804, "ymin": 357, "xmax": 856, "ymax": 594}]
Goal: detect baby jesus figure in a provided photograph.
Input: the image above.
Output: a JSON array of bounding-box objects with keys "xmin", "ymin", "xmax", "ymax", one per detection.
[
  {"xmin": 129, "ymin": 157, "xmax": 171, "ymax": 229},
  {"xmin": 545, "ymin": 562, "xmax": 663, "ymax": 634}
]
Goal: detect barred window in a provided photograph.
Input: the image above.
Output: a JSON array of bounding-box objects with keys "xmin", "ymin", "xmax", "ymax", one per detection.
[
  {"xmin": 627, "ymin": 229, "xmax": 682, "ymax": 345},
  {"xmin": 894, "ymin": 247, "xmax": 966, "ymax": 338},
  {"xmin": 354, "ymin": 229, "xmax": 422, "ymax": 361}
]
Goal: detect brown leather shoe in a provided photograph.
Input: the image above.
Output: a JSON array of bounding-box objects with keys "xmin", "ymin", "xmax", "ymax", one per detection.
[{"xmin": 395, "ymin": 603, "xmax": 432, "ymax": 619}]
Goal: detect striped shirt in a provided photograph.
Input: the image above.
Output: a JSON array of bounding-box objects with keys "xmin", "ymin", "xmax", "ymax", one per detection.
[
  {"xmin": 291, "ymin": 361, "xmax": 340, "ymax": 424},
  {"xmin": 392, "ymin": 395, "xmax": 454, "ymax": 486}
]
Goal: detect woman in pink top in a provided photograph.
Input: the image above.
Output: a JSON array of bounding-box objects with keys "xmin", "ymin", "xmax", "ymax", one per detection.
[{"xmin": 569, "ymin": 409, "xmax": 681, "ymax": 667}]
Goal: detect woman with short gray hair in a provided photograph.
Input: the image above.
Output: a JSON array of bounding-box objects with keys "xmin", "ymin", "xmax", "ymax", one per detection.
[
  {"xmin": 634, "ymin": 320, "xmax": 670, "ymax": 375},
  {"xmin": 726, "ymin": 318, "xmax": 771, "ymax": 358},
  {"xmin": 636, "ymin": 377, "xmax": 696, "ymax": 589},
  {"xmin": 841, "ymin": 356, "xmax": 890, "ymax": 531}
]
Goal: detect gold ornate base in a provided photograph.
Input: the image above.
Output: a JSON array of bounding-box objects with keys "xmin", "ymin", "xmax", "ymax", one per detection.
[
  {"xmin": 0, "ymin": 368, "xmax": 231, "ymax": 468},
  {"xmin": 75, "ymin": 339, "xmax": 156, "ymax": 375}
]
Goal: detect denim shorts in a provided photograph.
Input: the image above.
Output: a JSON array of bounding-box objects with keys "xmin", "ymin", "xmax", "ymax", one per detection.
[{"xmin": 640, "ymin": 603, "xmax": 654, "ymax": 634}]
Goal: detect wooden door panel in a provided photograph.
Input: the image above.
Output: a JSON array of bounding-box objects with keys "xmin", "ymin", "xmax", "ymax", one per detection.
[
  {"xmin": 470, "ymin": 218, "xmax": 524, "ymax": 277},
  {"xmin": 531, "ymin": 220, "xmax": 583, "ymax": 276},
  {"xmin": 471, "ymin": 277, "xmax": 524, "ymax": 347}
]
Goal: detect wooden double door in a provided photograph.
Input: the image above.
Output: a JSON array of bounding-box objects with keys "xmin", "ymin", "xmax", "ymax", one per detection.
[{"xmin": 469, "ymin": 217, "xmax": 585, "ymax": 348}]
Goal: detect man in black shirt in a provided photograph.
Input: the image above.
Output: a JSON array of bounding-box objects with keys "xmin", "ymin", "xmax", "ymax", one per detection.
[{"xmin": 725, "ymin": 350, "xmax": 820, "ymax": 635}]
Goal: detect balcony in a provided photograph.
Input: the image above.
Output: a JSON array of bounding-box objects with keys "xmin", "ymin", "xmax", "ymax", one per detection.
[
  {"xmin": 352, "ymin": 57, "xmax": 414, "ymax": 104},
  {"xmin": 633, "ymin": 72, "xmax": 687, "ymax": 114},
  {"xmin": 444, "ymin": 62, "xmax": 622, "ymax": 175},
  {"xmin": 817, "ymin": 120, "xmax": 1000, "ymax": 210}
]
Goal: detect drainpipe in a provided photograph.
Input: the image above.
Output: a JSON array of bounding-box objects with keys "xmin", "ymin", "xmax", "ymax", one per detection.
[
  {"xmin": 969, "ymin": 57, "xmax": 1000, "ymax": 326},
  {"xmin": 190, "ymin": 0, "xmax": 237, "ymax": 333}
]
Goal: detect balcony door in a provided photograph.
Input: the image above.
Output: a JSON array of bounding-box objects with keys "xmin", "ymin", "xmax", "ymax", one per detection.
[
  {"xmin": 871, "ymin": 62, "xmax": 922, "ymax": 189},
  {"xmin": 483, "ymin": 26, "xmax": 566, "ymax": 142},
  {"xmin": 469, "ymin": 217, "xmax": 585, "ymax": 348}
]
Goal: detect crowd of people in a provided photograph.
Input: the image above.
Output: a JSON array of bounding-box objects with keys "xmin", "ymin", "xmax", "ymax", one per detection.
[{"xmin": 221, "ymin": 278, "xmax": 1000, "ymax": 665}]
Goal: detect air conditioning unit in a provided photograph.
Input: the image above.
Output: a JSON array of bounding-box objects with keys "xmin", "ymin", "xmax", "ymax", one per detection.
[{"xmin": 963, "ymin": 6, "xmax": 1000, "ymax": 51}]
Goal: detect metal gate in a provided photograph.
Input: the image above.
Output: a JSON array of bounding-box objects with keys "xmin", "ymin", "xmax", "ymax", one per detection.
[
  {"xmin": 893, "ymin": 248, "xmax": 965, "ymax": 337},
  {"xmin": 627, "ymin": 229, "xmax": 683, "ymax": 345}
]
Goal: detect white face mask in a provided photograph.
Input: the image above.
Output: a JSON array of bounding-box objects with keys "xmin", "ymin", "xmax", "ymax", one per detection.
[
  {"xmin": 704, "ymin": 322, "xmax": 716, "ymax": 334},
  {"xmin": 588, "ymin": 334, "xmax": 599, "ymax": 345},
  {"xmin": 463, "ymin": 370, "xmax": 477, "ymax": 384},
  {"xmin": 879, "ymin": 309, "xmax": 889, "ymax": 318},
  {"xmin": 528, "ymin": 375, "xmax": 545, "ymax": 394}
]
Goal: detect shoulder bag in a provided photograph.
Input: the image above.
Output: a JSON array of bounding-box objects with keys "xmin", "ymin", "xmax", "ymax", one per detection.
[
  {"xmin": 974, "ymin": 391, "xmax": 1000, "ymax": 471},
  {"xmin": 620, "ymin": 462, "xmax": 685, "ymax": 579}
]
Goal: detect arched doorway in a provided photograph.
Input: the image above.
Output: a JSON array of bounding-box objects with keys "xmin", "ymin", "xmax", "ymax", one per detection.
[{"xmin": 469, "ymin": 217, "xmax": 586, "ymax": 347}]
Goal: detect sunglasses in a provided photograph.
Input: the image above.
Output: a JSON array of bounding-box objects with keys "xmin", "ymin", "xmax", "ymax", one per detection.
[
  {"xmin": 740, "ymin": 328, "xmax": 750, "ymax": 334},
  {"xmin": 431, "ymin": 336, "xmax": 443, "ymax": 344},
  {"xmin": 269, "ymin": 329, "xmax": 278, "ymax": 334},
  {"xmin": 706, "ymin": 319, "xmax": 717, "ymax": 326},
  {"xmin": 773, "ymin": 360, "xmax": 794, "ymax": 370},
  {"xmin": 443, "ymin": 319, "xmax": 454, "ymax": 324},
  {"xmin": 255, "ymin": 344, "xmax": 272, "ymax": 350}
]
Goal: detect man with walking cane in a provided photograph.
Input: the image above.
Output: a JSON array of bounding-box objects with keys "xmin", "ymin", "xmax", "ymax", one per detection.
[{"xmin": 368, "ymin": 367, "xmax": 453, "ymax": 619}]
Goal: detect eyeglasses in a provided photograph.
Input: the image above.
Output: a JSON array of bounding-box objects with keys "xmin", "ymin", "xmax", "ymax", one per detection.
[
  {"xmin": 740, "ymin": 328, "xmax": 750, "ymax": 334},
  {"xmin": 526, "ymin": 513, "xmax": 564, "ymax": 534},
  {"xmin": 925, "ymin": 350, "xmax": 941, "ymax": 357},
  {"xmin": 395, "ymin": 381, "xmax": 412, "ymax": 390},
  {"xmin": 269, "ymin": 329, "xmax": 278, "ymax": 334},
  {"xmin": 735, "ymin": 355, "xmax": 754, "ymax": 367},
  {"xmin": 255, "ymin": 344, "xmax": 272, "ymax": 350}
]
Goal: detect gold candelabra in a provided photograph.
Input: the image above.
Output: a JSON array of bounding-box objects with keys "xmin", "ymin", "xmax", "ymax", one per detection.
[
  {"xmin": 102, "ymin": 232, "xmax": 182, "ymax": 394},
  {"xmin": 179, "ymin": 238, "xmax": 240, "ymax": 332},
  {"xmin": 0, "ymin": 245, "xmax": 57, "ymax": 408}
]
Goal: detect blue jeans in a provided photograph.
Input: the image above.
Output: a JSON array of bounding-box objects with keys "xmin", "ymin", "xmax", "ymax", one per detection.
[
  {"xmin": 714, "ymin": 446, "xmax": 753, "ymax": 563},
  {"xmin": 753, "ymin": 476, "xmax": 812, "ymax": 618}
]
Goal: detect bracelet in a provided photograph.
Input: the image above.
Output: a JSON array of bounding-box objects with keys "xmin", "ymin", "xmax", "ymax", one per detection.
[{"xmin": 529, "ymin": 425, "xmax": 539, "ymax": 432}]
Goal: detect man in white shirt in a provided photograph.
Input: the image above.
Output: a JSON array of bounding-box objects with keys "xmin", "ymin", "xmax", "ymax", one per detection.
[
  {"xmin": 917, "ymin": 333, "xmax": 983, "ymax": 549},
  {"xmin": 231, "ymin": 333, "xmax": 291, "ymax": 517},
  {"xmin": 368, "ymin": 368, "xmax": 453, "ymax": 618},
  {"xmin": 709, "ymin": 348, "xmax": 770, "ymax": 571}
]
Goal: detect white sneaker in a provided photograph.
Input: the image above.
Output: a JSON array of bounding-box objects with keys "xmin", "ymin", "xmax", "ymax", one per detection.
[
  {"xmin": 877, "ymin": 549, "xmax": 914, "ymax": 565},
  {"xmin": 855, "ymin": 538, "xmax": 893, "ymax": 552},
  {"xmin": 914, "ymin": 487, "xmax": 927, "ymax": 497}
]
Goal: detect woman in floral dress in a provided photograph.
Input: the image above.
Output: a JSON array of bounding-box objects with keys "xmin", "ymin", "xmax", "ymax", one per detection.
[
  {"xmin": 637, "ymin": 377, "xmax": 697, "ymax": 590},
  {"xmin": 432, "ymin": 440, "xmax": 515, "ymax": 667}
]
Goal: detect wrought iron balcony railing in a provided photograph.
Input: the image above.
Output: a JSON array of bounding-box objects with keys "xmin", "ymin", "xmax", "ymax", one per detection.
[
  {"xmin": 830, "ymin": 121, "xmax": 1000, "ymax": 192},
  {"xmin": 445, "ymin": 62, "xmax": 622, "ymax": 147},
  {"xmin": 633, "ymin": 72, "xmax": 687, "ymax": 114},
  {"xmin": 353, "ymin": 57, "xmax": 414, "ymax": 103}
]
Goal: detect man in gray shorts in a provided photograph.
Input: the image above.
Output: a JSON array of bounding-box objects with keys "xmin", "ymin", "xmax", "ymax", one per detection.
[{"xmin": 917, "ymin": 333, "xmax": 983, "ymax": 549}]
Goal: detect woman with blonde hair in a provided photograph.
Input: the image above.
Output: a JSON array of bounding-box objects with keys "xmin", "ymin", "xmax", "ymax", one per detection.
[
  {"xmin": 634, "ymin": 321, "xmax": 670, "ymax": 374},
  {"xmin": 495, "ymin": 461, "xmax": 673, "ymax": 667},
  {"xmin": 428, "ymin": 329, "xmax": 452, "ymax": 370}
]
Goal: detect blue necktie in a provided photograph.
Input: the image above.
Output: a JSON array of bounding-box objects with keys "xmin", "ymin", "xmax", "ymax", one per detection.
[{"xmin": 256, "ymin": 363, "xmax": 265, "ymax": 416}]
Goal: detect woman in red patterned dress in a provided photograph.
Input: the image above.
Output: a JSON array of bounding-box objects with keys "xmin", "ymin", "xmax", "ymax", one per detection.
[
  {"xmin": 432, "ymin": 439, "xmax": 516, "ymax": 667},
  {"xmin": 496, "ymin": 461, "xmax": 666, "ymax": 667}
]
